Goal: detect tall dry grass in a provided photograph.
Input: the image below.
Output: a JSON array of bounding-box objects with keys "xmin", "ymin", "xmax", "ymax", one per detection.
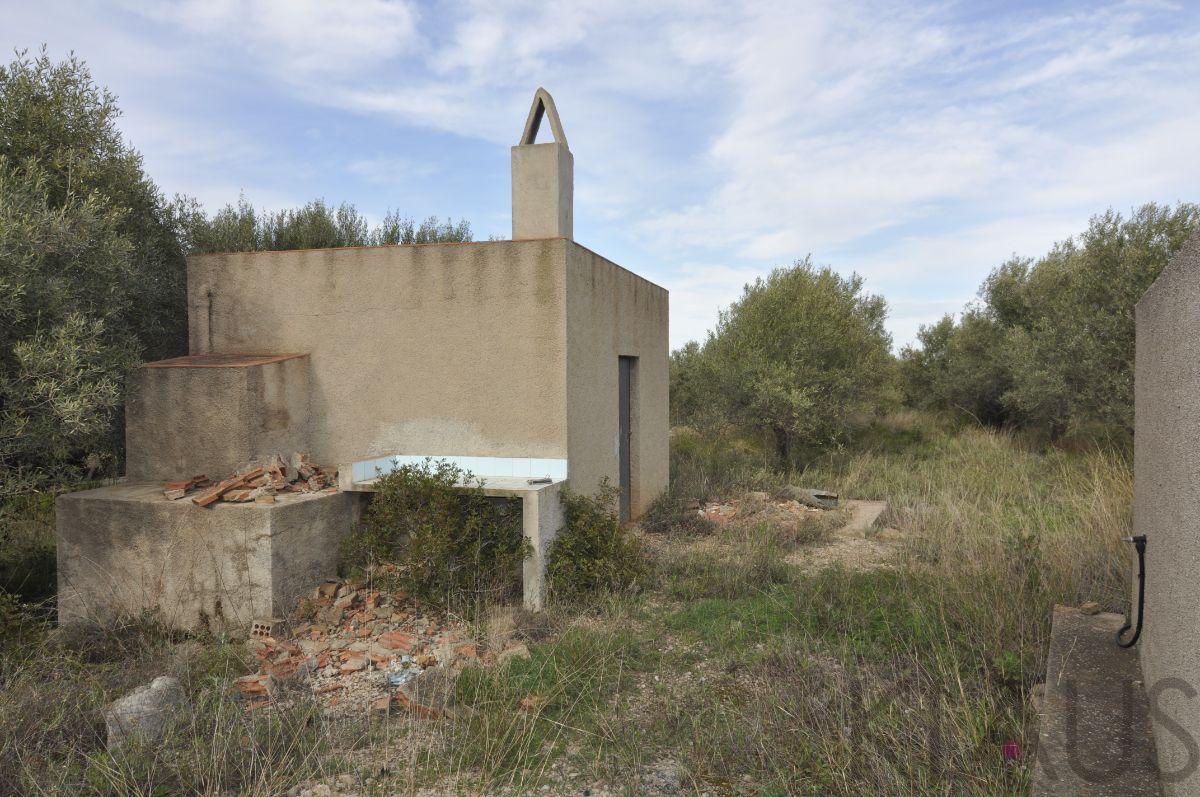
[{"xmin": 0, "ymin": 412, "xmax": 1134, "ymax": 795}]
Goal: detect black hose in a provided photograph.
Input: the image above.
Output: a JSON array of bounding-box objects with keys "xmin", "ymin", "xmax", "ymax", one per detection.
[{"xmin": 1116, "ymin": 535, "xmax": 1147, "ymax": 648}]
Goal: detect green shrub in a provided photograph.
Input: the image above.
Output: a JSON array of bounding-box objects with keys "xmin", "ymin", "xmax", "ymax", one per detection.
[
  {"xmin": 670, "ymin": 258, "xmax": 894, "ymax": 464},
  {"xmin": 668, "ymin": 426, "xmax": 783, "ymax": 501},
  {"xmin": 1, "ymin": 50, "xmax": 193, "ymax": 491},
  {"xmin": 547, "ymin": 482, "xmax": 646, "ymax": 601},
  {"xmin": 0, "ymin": 493, "xmax": 57, "ymax": 599},
  {"xmin": 342, "ymin": 459, "xmax": 528, "ymax": 609},
  {"xmin": 900, "ymin": 202, "xmax": 1200, "ymax": 441}
]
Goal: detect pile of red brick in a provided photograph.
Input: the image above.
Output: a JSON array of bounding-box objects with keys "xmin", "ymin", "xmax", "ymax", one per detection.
[{"xmin": 162, "ymin": 453, "xmax": 338, "ymax": 506}]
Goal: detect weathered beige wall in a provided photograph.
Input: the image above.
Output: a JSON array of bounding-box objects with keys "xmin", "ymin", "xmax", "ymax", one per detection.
[
  {"xmin": 564, "ymin": 242, "xmax": 669, "ymax": 517},
  {"xmin": 187, "ymin": 240, "xmax": 569, "ymax": 468},
  {"xmin": 1135, "ymin": 234, "xmax": 1200, "ymax": 795},
  {"xmin": 57, "ymin": 484, "xmax": 363, "ymax": 630},
  {"xmin": 126, "ymin": 355, "xmax": 312, "ymax": 480}
]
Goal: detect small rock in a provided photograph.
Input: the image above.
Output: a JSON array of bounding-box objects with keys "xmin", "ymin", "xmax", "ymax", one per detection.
[
  {"xmin": 298, "ymin": 639, "xmax": 328, "ymax": 656},
  {"xmin": 378, "ymin": 630, "xmax": 416, "ymax": 652},
  {"xmin": 317, "ymin": 607, "xmax": 344, "ymax": 626},
  {"xmin": 104, "ymin": 676, "xmax": 187, "ymax": 750},
  {"xmin": 639, "ymin": 759, "xmax": 683, "ymax": 795},
  {"xmin": 497, "ymin": 642, "xmax": 531, "ymax": 665},
  {"xmin": 339, "ymin": 655, "xmax": 368, "ymax": 674}
]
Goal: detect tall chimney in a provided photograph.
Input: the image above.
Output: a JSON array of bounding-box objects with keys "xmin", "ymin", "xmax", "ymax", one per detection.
[{"xmin": 512, "ymin": 88, "xmax": 573, "ymax": 240}]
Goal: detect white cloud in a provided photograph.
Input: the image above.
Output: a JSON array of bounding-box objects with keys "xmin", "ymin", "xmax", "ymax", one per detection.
[
  {"xmin": 347, "ymin": 156, "xmax": 436, "ymax": 185},
  {"xmin": 134, "ymin": 0, "xmax": 421, "ymax": 78}
]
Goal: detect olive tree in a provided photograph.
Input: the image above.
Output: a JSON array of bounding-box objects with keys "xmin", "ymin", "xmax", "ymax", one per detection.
[
  {"xmin": 695, "ymin": 258, "xmax": 893, "ymax": 463},
  {"xmin": 0, "ymin": 50, "xmax": 187, "ymax": 490}
]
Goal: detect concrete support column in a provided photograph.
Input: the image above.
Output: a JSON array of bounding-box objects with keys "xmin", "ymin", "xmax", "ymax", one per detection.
[{"xmin": 521, "ymin": 482, "xmax": 565, "ymax": 610}]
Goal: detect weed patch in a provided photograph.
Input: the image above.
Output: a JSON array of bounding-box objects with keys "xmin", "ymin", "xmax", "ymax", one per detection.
[
  {"xmin": 341, "ymin": 459, "xmax": 528, "ymax": 611},
  {"xmin": 547, "ymin": 483, "xmax": 645, "ymax": 602}
]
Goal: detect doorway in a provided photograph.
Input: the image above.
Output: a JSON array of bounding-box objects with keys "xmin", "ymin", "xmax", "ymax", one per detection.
[{"xmin": 618, "ymin": 356, "xmax": 636, "ymax": 522}]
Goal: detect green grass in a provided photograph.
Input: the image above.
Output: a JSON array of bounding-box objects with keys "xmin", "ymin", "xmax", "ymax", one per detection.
[
  {"xmin": 0, "ymin": 412, "xmax": 1131, "ymax": 795},
  {"xmin": 0, "ymin": 492, "xmax": 57, "ymax": 600}
]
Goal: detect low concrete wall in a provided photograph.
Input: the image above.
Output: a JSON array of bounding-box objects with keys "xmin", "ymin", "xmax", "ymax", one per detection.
[
  {"xmin": 565, "ymin": 242, "xmax": 669, "ymax": 517},
  {"xmin": 1135, "ymin": 234, "xmax": 1200, "ymax": 794},
  {"xmin": 126, "ymin": 354, "xmax": 312, "ymax": 481},
  {"xmin": 57, "ymin": 484, "xmax": 363, "ymax": 630}
]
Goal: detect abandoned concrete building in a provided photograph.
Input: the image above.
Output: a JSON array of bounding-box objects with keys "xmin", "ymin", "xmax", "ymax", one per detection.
[{"xmin": 56, "ymin": 89, "xmax": 669, "ymax": 630}]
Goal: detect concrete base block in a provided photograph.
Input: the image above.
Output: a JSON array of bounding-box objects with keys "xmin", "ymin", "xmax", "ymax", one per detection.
[{"xmin": 57, "ymin": 483, "xmax": 364, "ymax": 631}]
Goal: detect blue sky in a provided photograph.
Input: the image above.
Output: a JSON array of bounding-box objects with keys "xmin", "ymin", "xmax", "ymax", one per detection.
[{"xmin": 7, "ymin": 0, "xmax": 1200, "ymax": 349}]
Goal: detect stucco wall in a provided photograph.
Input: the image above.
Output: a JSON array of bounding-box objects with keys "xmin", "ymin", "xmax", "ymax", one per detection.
[
  {"xmin": 565, "ymin": 242, "xmax": 669, "ymax": 517},
  {"xmin": 187, "ymin": 240, "xmax": 569, "ymax": 468},
  {"xmin": 1134, "ymin": 234, "xmax": 1200, "ymax": 794},
  {"xmin": 126, "ymin": 354, "xmax": 312, "ymax": 480}
]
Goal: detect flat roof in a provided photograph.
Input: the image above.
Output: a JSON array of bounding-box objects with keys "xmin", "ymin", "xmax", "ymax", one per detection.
[{"xmin": 144, "ymin": 353, "xmax": 308, "ymax": 369}]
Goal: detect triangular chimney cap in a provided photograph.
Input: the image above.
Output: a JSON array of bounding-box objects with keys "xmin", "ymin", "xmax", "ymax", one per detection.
[{"xmin": 519, "ymin": 87, "xmax": 568, "ymax": 149}]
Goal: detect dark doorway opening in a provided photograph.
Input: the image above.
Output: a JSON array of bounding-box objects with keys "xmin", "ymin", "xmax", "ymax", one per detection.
[{"xmin": 618, "ymin": 356, "xmax": 636, "ymax": 522}]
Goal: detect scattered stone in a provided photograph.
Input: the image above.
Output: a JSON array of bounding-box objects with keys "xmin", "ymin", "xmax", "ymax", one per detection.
[
  {"xmin": 378, "ymin": 630, "xmax": 416, "ymax": 652},
  {"xmin": 780, "ymin": 486, "xmax": 839, "ymax": 510},
  {"xmin": 497, "ymin": 642, "xmax": 531, "ymax": 665},
  {"xmin": 339, "ymin": 655, "xmax": 368, "ymax": 674},
  {"xmin": 639, "ymin": 759, "xmax": 684, "ymax": 795},
  {"xmin": 104, "ymin": 676, "xmax": 187, "ymax": 750}
]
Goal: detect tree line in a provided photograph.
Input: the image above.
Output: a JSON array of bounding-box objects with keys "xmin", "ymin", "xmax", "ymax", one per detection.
[
  {"xmin": 671, "ymin": 204, "xmax": 1200, "ymax": 463},
  {"xmin": 899, "ymin": 203, "xmax": 1198, "ymax": 443}
]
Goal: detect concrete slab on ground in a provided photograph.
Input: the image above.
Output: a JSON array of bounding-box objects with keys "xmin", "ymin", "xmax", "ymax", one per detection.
[
  {"xmin": 843, "ymin": 499, "xmax": 888, "ymax": 533},
  {"xmin": 787, "ymin": 499, "xmax": 898, "ymax": 572},
  {"xmin": 1032, "ymin": 605, "xmax": 1161, "ymax": 796}
]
